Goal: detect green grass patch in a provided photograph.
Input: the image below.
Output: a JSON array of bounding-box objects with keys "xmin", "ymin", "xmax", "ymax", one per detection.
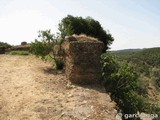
[{"xmin": 9, "ymin": 50, "xmax": 30, "ymax": 55}]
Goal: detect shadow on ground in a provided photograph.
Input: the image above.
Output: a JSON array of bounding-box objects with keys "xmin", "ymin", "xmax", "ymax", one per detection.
[{"xmin": 42, "ymin": 67, "xmax": 64, "ymax": 75}]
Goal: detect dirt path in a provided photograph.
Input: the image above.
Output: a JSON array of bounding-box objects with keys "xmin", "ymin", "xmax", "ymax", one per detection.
[{"xmin": 0, "ymin": 54, "xmax": 118, "ymax": 120}]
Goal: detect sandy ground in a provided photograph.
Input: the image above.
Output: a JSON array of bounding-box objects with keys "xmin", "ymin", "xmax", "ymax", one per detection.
[{"xmin": 0, "ymin": 54, "xmax": 118, "ymax": 120}]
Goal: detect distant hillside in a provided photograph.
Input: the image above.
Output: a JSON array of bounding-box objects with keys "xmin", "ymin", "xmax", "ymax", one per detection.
[
  {"xmin": 112, "ymin": 47, "xmax": 160, "ymax": 66},
  {"xmin": 110, "ymin": 48, "xmax": 142, "ymax": 54}
]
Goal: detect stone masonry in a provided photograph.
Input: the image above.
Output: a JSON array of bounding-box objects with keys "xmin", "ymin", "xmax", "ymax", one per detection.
[{"xmin": 62, "ymin": 35, "xmax": 104, "ymax": 84}]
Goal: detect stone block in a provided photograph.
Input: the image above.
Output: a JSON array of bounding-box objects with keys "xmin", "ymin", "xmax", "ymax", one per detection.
[{"xmin": 63, "ymin": 35, "xmax": 103, "ymax": 84}]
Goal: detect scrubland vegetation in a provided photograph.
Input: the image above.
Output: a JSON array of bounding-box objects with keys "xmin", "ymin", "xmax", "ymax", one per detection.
[
  {"xmin": 110, "ymin": 48, "xmax": 160, "ymax": 119},
  {"xmin": 1, "ymin": 15, "xmax": 159, "ymax": 120},
  {"xmin": 113, "ymin": 48, "xmax": 160, "ymax": 90}
]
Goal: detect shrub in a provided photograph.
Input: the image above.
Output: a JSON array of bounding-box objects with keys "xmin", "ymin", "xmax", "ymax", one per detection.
[
  {"xmin": 101, "ymin": 53, "xmax": 148, "ymax": 119},
  {"xmin": 30, "ymin": 30, "xmax": 64, "ymax": 70},
  {"xmin": 30, "ymin": 41, "xmax": 52, "ymax": 59}
]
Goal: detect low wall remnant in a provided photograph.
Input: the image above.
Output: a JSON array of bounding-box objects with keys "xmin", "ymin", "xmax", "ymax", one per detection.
[{"xmin": 63, "ymin": 35, "xmax": 103, "ymax": 84}]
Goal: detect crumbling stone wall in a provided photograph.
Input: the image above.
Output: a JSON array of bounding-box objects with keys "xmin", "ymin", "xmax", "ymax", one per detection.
[
  {"xmin": 63, "ymin": 35, "xmax": 103, "ymax": 84},
  {"xmin": 7, "ymin": 45, "xmax": 30, "ymax": 52}
]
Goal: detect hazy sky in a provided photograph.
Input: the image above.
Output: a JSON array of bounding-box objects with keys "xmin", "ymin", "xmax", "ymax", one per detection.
[{"xmin": 0, "ymin": 0, "xmax": 160, "ymax": 50}]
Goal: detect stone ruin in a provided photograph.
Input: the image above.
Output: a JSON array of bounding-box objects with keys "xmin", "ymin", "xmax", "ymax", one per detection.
[
  {"xmin": 62, "ymin": 35, "xmax": 104, "ymax": 84},
  {"xmin": 7, "ymin": 45, "xmax": 30, "ymax": 52}
]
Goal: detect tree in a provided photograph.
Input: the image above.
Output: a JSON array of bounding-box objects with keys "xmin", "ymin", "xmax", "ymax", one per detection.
[
  {"xmin": 30, "ymin": 29, "xmax": 64, "ymax": 70},
  {"xmin": 0, "ymin": 41, "xmax": 11, "ymax": 48},
  {"xmin": 30, "ymin": 29, "xmax": 55, "ymax": 59},
  {"xmin": 58, "ymin": 15, "xmax": 114, "ymax": 52},
  {"xmin": 37, "ymin": 29, "xmax": 56, "ymax": 44}
]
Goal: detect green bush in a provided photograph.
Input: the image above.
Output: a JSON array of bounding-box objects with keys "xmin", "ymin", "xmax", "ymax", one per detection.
[
  {"xmin": 101, "ymin": 53, "xmax": 148, "ymax": 119},
  {"xmin": 30, "ymin": 41, "xmax": 65, "ymax": 70},
  {"xmin": 30, "ymin": 30, "xmax": 64, "ymax": 70},
  {"xmin": 30, "ymin": 41, "xmax": 52, "ymax": 59},
  {"xmin": 101, "ymin": 53, "xmax": 138, "ymax": 92},
  {"xmin": 9, "ymin": 50, "xmax": 30, "ymax": 55}
]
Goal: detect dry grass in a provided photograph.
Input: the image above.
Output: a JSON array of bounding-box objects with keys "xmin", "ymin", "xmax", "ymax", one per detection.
[{"xmin": 72, "ymin": 34, "xmax": 101, "ymax": 43}]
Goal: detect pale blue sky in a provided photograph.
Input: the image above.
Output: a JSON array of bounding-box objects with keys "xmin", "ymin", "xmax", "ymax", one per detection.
[{"xmin": 0, "ymin": 0, "xmax": 160, "ymax": 50}]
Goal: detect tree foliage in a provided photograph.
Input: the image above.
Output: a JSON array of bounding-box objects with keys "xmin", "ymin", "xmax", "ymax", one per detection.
[
  {"xmin": 58, "ymin": 15, "xmax": 114, "ymax": 52},
  {"xmin": 30, "ymin": 41, "xmax": 52, "ymax": 59},
  {"xmin": 30, "ymin": 29, "xmax": 64, "ymax": 70},
  {"xmin": 0, "ymin": 41, "xmax": 11, "ymax": 48},
  {"xmin": 30, "ymin": 29, "xmax": 55, "ymax": 59}
]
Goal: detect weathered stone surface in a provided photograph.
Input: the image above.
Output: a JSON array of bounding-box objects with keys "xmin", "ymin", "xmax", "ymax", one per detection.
[
  {"xmin": 7, "ymin": 45, "xmax": 30, "ymax": 52},
  {"xmin": 63, "ymin": 35, "xmax": 103, "ymax": 84}
]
